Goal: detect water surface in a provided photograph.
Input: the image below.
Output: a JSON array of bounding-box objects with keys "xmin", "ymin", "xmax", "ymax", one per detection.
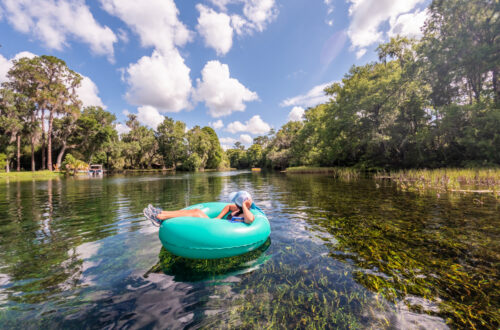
[{"xmin": 0, "ymin": 171, "xmax": 498, "ymax": 329}]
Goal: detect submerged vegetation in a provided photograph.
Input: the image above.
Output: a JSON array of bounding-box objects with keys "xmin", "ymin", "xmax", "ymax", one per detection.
[{"xmin": 147, "ymin": 239, "xmax": 271, "ymax": 282}]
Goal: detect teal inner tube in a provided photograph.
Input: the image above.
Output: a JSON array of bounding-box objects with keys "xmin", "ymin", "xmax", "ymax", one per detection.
[{"xmin": 158, "ymin": 202, "xmax": 271, "ymax": 259}]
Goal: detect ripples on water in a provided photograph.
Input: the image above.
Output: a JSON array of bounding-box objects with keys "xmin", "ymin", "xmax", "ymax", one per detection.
[{"xmin": 0, "ymin": 171, "xmax": 499, "ymax": 329}]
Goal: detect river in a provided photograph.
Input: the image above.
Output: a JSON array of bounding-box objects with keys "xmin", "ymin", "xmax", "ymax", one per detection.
[{"xmin": 0, "ymin": 171, "xmax": 498, "ymax": 329}]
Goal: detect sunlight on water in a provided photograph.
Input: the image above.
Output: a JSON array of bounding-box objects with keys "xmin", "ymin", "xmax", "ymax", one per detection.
[{"xmin": 0, "ymin": 172, "xmax": 498, "ymax": 329}]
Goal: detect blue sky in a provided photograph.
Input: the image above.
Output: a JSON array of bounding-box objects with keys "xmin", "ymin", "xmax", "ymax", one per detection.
[{"xmin": 0, "ymin": 0, "xmax": 429, "ymax": 148}]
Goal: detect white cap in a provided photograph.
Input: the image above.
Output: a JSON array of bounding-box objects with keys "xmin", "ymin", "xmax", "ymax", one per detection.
[{"xmin": 230, "ymin": 190, "xmax": 252, "ymax": 207}]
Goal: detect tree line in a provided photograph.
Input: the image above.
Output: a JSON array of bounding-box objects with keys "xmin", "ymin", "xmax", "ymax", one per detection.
[
  {"xmin": 0, "ymin": 56, "xmax": 227, "ymax": 172},
  {"xmin": 228, "ymin": 0, "xmax": 499, "ymax": 170}
]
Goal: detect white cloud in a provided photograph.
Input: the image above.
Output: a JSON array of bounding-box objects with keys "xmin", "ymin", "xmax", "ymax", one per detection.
[
  {"xmin": 124, "ymin": 49, "xmax": 192, "ymax": 112},
  {"xmin": 115, "ymin": 123, "xmax": 131, "ymax": 135},
  {"xmin": 219, "ymin": 134, "xmax": 253, "ymax": 149},
  {"xmin": 208, "ymin": 0, "xmax": 233, "ymax": 11},
  {"xmin": 206, "ymin": 0, "xmax": 278, "ymax": 35},
  {"xmin": 356, "ymin": 48, "xmax": 367, "ymax": 59},
  {"xmin": 280, "ymin": 82, "xmax": 334, "ymax": 108},
  {"xmin": 117, "ymin": 28, "xmax": 129, "ymax": 43},
  {"xmin": 209, "ymin": 119, "xmax": 224, "ymax": 129},
  {"xmin": 230, "ymin": 14, "xmax": 248, "ymax": 35},
  {"xmin": 1, "ymin": 0, "xmax": 117, "ymax": 60},
  {"xmin": 242, "ymin": 0, "xmax": 278, "ymax": 32},
  {"xmin": 77, "ymin": 75, "xmax": 105, "ymax": 108},
  {"xmin": 219, "ymin": 136, "xmax": 237, "ymax": 150},
  {"xmin": 324, "ymin": 0, "xmax": 334, "ymax": 14},
  {"xmin": 196, "ymin": 4, "xmax": 233, "ymax": 56},
  {"xmin": 0, "ymin": 51, "xmax": 37, "ymax": 83},
  {"xmin": 347, "ymin": 0, "xmax": 425, "ymax": 54},
  {"xmin": 194, "ymin": 60, "xmax": 258, "ymax": 117},
  {"xmin": 288, "ymin": 106, "xmax": 305, "ymax": 122},
  {"xmin": 136, "ymin": 105, "xmax": 165, "ymax": 129},
  {"xmin": 388, "ymin": 9, "xmax": 428, "ymax": 39},
  {"xmin": 226, "ymin": 115, "xmax": 270, "ymax": 134},
  {"xmin": 100, "ymin": 0, "xmax": 192, "ymax": 54},
  {"xmin": 239, "ymin": 134, "xmax": 253, "ymax": 144},
  {"xmin": 219, "ymin": 137, "xmax": 237, "ymax": 144}
]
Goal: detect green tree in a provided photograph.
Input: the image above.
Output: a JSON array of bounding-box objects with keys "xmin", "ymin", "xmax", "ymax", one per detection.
[
  {"xmin": 121, "ymin": 114, "xmax": 157, "ymax": 168},
  {"xmin": 202, "ymin": 126, "xmax": 224, "ymax": 169},
  {"xmin": 156, "ymin": 117, "xmax": 187, "ymax": 169},
  {"xmin": 421, "ymin": 0, "xmax": 499, "ymax": 105},
  {"xmin": 34, "ymin": 56, "xmax": 82, "ymax": 171},
  {"xmin": 186, "ymin": 126, "xmax": 211, "ymax": 169},
  {"xmin": 0, "ymin": 88, "xmax": 25, "ymax": 172},
  {"xmin": 6, "ymin": 57, "xmax": 40, "ymax": 171},
  {"xmin": 267, "ymin": 121, "xmax": 303, "ymax": 169},
  {"xmin": 74, "ymin": 106, "xmax": 117, "ymax": 164}
]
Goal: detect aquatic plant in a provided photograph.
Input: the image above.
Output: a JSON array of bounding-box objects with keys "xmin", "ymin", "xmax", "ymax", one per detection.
[
  {"xmin": 286, "ymin": 166, "xmax": 361, "ymax": 180},
  {"xmin": 147, "ymin": 239, "xmax": 272, "ymax": 282},
  {"xmin": 376, "ymin": 168, "xmax": 500, "ymax": 195}
]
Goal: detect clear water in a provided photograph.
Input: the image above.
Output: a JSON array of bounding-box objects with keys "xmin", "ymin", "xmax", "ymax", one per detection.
[{"xmin": 0, "ymin": 171, "xmax": 498, "ymax": 329}]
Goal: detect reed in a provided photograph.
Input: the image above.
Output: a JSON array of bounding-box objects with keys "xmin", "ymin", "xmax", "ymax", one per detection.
[
  {"xmin": 286, "ymin": 166, "xmax": 361, "ymax": 180},
  {"xmin": 375, "ymin": 168, "xmax": 500, "ymax": 194}
]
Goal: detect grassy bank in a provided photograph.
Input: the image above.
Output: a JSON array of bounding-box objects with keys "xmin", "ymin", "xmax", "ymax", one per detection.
[
  {"xmin": 376, "ymin": 168, "xmax": 500, "ymax": 194},
  {"xmin": 285, "ymin": 166, "xmax": 361, "ymax": 180},
  {"xmin": 0, "ymin": 170, "xmax": 64, "ymax": 181}
]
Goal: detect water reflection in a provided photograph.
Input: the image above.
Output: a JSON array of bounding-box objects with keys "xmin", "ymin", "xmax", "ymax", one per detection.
[
  {"xmin": 0, "ymin": 172, "xmax": 498, "ymax": 329},
  {"xmin": 147, "ymin": 239, "xmax": 272, "ymax": 282}
]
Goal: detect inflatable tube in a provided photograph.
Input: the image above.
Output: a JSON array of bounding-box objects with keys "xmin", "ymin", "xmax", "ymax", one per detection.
[{"xmin": 158, "ymin": 202, "xmax": 271, "ymax": 259}]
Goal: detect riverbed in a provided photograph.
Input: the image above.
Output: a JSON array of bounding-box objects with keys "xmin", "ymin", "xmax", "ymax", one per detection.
[{"xmin": 0, "ymin": 171, "xmax": 498, "ymax": 328}]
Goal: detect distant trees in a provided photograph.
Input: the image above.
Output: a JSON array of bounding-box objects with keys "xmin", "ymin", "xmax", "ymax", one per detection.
[
  {"xmin": 228, "ymin": 0, "xmax": 499, "ymax": 170},
  {"xmin": 156, "ymin": 117, "xmax": 187, "ymax": 170},
  {"xmin": 2, "ymin": 56, "xmax": 82, "ymax": 171},
  {"xmin": 0, "ymin": 55, "xmax": 227, "ymax": 172}
]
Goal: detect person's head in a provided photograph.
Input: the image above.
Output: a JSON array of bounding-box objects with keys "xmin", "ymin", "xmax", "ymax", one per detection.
[{"xmin": 229, "ymin": 190, "xmax": 252, "ymax": 207}]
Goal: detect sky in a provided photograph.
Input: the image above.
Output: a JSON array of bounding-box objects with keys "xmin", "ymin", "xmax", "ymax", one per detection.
[{"xmin": 0, "ymin": 0, "xmax": 430, "ymax": 149}]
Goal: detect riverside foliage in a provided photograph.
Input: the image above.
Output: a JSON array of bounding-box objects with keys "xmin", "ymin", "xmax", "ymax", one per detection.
[
  {"xmin": 0, "ymin": 57, "xmax": 227, "ymax": 172},
  {"xmin": 228, "ymin": 0, "xmax": 499, "ymax": 171}
]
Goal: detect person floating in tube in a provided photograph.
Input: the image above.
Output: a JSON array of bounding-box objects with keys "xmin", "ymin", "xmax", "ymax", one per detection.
[{"xmin": 144, "ymin": 191, "xmax": 256, "ymax": 227}]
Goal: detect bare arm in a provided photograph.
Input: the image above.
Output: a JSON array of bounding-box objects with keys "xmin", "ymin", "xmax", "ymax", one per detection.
[
  {"xmin": 215, "ymin": 204, "xmax": 238, "ymax": 219},
  {"xmin": 242, "ymin": 199, "xmax": 255, "ymax": 224}
]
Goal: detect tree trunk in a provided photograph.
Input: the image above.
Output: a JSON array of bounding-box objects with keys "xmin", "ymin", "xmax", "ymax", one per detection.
[
  {"xmin": 31, "ymin": 136, "xmax": 35, "ymax": 171},
  {"xmin": 493, "ymin": 68, "xmax": 500, "ymax": 106},
  {"xmin": 41, "ymin": 109, "xmax": 46, "ymax": 170},
  {"xmin": 47, "ymin": 112, "xmax": 54, "ymax": 171},
  {"xmin": 6, "ymin": 158, "xmax": 10, "ymax": 173},
  {"xmin": 16, "ymin": 134, "xmax": 21, "ymax": 171},
  {"xmin": 31, "ymin": 113, "xmax": 36, "ymax": 172},
  {"xmin": 56, "ymin": 142, "xmax": 67, "ymax": 170}
]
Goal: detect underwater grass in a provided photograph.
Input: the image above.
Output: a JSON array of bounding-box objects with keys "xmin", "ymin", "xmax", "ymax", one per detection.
[
  {"xmin": 0, "ymin": 170, "xmax": 63, "ymax": 182},
  {"xmin": 323, "ymin": 213, "xmax": 500, "ymax": 329},
  {"xmin": 146, "ymin": 239, "xmax": 272, "ymax": 282},
  {"xmin": 376, "ymin": 168, "xmax": 500, "ymax": 195}
]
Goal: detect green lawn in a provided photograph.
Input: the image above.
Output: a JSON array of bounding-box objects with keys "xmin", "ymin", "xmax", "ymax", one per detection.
[{"xmin": 0, "ymin": 170, "xmax": 64, "ymax": 181}]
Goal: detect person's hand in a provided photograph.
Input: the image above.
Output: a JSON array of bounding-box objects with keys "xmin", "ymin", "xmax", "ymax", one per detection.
[{"xmin": 243, "ymin": 198, "xmax": 252, "ymax": 208}]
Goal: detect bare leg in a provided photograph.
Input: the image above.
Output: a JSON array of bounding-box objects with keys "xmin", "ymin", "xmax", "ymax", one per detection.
[{"xmin": 157, "ymin": 209, "xmax": 208, "ymax": 220}]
